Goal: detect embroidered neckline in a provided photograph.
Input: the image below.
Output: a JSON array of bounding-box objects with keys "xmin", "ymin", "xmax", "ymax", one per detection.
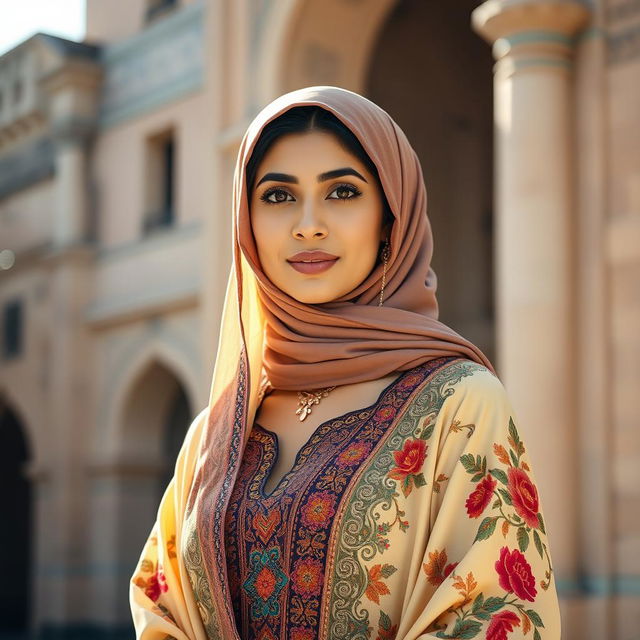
[{"xmin": 251, "ymin": 368, "xmax": 412, "ymax": 499}]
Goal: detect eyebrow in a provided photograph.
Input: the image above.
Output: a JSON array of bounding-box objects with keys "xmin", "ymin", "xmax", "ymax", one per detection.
[{"xmin": 255, "ymin": 167, "xmax": 368, "ymax": 187}]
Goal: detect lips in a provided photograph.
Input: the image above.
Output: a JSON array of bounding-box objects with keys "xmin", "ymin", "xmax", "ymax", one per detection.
[{"xmin": 287, "ymin": 251, "xmax": 339, "ymax": 275}]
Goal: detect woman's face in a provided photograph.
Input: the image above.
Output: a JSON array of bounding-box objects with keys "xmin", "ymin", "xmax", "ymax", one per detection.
[{"xmin": 249, "ymin": 130, "xmax": 390, "ymax": 304}]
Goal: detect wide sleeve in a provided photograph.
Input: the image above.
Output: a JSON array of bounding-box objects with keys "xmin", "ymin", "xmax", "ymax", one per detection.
[
  {"xmin": 400, "ymin": 366, "xmax": 561, "ymax": 640},
  {"xmin": 129, "ymin": 408, "xmax": 209, "ymax": 640}
]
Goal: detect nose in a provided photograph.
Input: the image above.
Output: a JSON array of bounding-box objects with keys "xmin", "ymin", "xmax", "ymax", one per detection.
[{"xmin": 292, "ymin": 200, "xmax": 328, "ymax": 240}]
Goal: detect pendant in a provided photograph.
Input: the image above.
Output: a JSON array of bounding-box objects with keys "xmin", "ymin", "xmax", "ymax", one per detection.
[{"xmin": 295, "ymin": 387, "xmax": 336, "ymax": 421}]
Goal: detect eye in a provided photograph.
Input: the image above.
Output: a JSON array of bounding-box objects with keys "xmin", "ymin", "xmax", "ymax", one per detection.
[
  {"xmin": 327, "ymin": 183, "xmax": 362, "ymax": 200},
  {"xmin": 260, "ymin": 188, "xmax": 294, "ymax": 204}
]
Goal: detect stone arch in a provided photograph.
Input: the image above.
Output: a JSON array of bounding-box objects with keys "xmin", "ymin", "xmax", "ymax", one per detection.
[
  {"xmin": 0, "ymin": 385, "xmax": 43, "ymax": 471},
  {"xmin": 87, "ymin": 349, "xmax": 197, "ymax": 622},
  {"xmin": 253, "ymin": 0, "xmax": 398, "ymax": 105},
  {"xmin": 0, "ymin": 398, "xmax": 33, "ymax": 633},
  {"xmin": 98, "ymin": 335, "xmax": 202, "ymax": 460},
  {"xmin": 364, "ymin": 0, "xmax": 496, "ymax": 361}
]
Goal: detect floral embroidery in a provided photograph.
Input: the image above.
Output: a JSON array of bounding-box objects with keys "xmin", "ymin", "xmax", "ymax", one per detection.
[
  {"xmin": 291, "ymin": 557, "xmax": 324, "ymax": 596},
  {"xmin": 432, "ymin": 472, "xmax": 449, "ymax": 493},
  {"xmin": 495, "ymin": 547, "xmax": 537, "ymax": 602},
  {"xmin": 327, "ymin": 358, "xmax": 473, "ymax": 638},
  {"xmin": 300, "ymin": 491, "xmax": 337, "ymax": 530},
  {"xmin": 375, "ymin": 405, "xmax": 395, "ymax": 421},
  {"xmin": 132, "ymin": 537, "xmax": 170, "ymax": 603},
  {"xmin": 507, "ymin": 467, "xmax": 540, "ymax": 528},
  {"xmin": 465, "ymin": 474, "xmax": 497, "ymax": 518},
  {"xmin": 242, "ymin": 547, "xmax": 288, "ymax": 619},
  {"xmin": 376, "ymin": 610, "xmax": 399, "ymax": 640},
  {"xmin": 486, "ymin": 611, "xmax": 521, "ymax": 640},
  {"xmin": 224, "ymin": 357, "xmax": 457, "ymax": 639},
  {"xmin": 422, "ymin": 548, "xmax": 459, "ymax": 587},
  {"xmin": 387, "ymin": 437, "xmax": 428, "ymax": 497},
  {"xmin": 430, "ymin": 554, "xmax": 545, "ymax": 639},
  {"xmin": 461, "ymin": 417, "xmax": 553, "ymax": 591},
  {"xmin": 430, "ymin": 413, "xmax": 552, "ymax": 639},
  {"xmin": 142, "ymin": 568, "xmax": 168, "ymax": 601},
  {"xmin": 336, "ymin": 441, "xmax": 373, "ymax": 467},
  {"xmin": 365, "ymin": 564, "xmax": 397, "ymax": 604},
  {"xmin": 291, "ymin": 627, "xmax": 315, "ymax": 640}
]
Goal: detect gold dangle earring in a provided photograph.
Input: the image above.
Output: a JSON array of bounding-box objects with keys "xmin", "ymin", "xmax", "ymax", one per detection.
[{"xmin": 378, "ymin": 238, "xmax": 391, "ymax": 307}]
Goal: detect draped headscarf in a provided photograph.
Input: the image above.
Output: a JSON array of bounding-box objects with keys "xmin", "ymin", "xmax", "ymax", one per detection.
[
  {"xmin": 210, "ymin": 85, "xmax": 494, "ymax": 441},
  {"xmin": 190, "ymin": 88, "xmax": 496, "ymax": 635}
]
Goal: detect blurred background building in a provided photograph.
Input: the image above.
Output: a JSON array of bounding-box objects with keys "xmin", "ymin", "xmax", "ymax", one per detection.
[{"xmin": 0, "ymin": 0, "xmax": 637, "ymax": 638}]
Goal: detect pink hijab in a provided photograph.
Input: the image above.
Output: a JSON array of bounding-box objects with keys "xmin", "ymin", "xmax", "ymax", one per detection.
[{"xmin": 234, "ymin": 85, "xmax": 495, "ymax": 392}]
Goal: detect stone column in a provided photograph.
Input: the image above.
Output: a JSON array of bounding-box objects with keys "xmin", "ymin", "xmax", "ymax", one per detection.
[
  {"xmin": 36, "ymin": 59, "xmax": 101, "ymax": 631},
  {"xmin": 471, "ymin": 0, "xmax": 590, "ymax": 632}
]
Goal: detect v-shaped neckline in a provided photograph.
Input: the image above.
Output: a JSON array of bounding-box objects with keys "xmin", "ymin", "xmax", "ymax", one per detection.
[{"xmin": 252, "ymin": 369, "xmax": 409, "ymax": 499}]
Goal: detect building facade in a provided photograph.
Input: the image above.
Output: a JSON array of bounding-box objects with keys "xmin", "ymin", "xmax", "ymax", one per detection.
[{"xmin": 0, "ymin": 0, "xmax": 637, "ymax": 638}]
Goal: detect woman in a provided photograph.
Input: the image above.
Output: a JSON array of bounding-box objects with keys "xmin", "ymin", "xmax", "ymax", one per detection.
[{"xmin": 130, "ymin": 86, "xmax": 561, "ymax": 640}]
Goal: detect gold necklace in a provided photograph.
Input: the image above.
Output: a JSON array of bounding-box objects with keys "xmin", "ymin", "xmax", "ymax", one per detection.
[
  {"xmin": 257, "ymin": 380, "xmax": 337, "ymax": 422},
  {"xmin": 295, "ymin": 387, "xmax": 337, "ymax": 421}
]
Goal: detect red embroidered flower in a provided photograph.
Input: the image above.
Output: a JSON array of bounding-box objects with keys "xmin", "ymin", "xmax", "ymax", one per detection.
[
  {"xmin": 291, "ymin": 627, "xmax": 315, "ymax": 640},
  {"xmin": 374, "ymin": 405, "xmax": 395, "ymax": 421},
  {"xmin": 465, "ymin": 474, "xmax": 497, "ymax": 518},
  {"xmin": 291, "ymin": 557, "xmax": 323, "ymax": 596},
  {"xmin": 144, "ymin": 568, "xmax": 168, "ymax": 601},
  {"xmin": 336, "ymin": 441, "xmax": 373, "ymax": 468},
  {"xmin": 398, "ymin": 373, "xmax": 422, "ymax": 389},
  {"xmin": 388, "ymin": 438, "xmax": 427, "ymax": 480},
  {"xmin": 443, "ymin": 562, "xmax": 458, "ymax": 579},
  {"xmin": 486, "ymin": 611, "xmax": 521, "ymax": 640},
  {"xmin": 495, "ymin": 546, "xmax": 537, "ymax": 602},
  {"xmin": 507, "ymin": 467, "xmax": 540, "ymax": 528},
  {"xmin": 300, "ymin": 491, "xmax": 337, "ymax": 530},
  {"xmin": 255, "ymin": 566, "xmax": 277, "ymax": 600}
]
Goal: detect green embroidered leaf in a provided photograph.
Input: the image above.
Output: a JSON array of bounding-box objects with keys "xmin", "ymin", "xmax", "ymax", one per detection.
[
  {"xmin": 451, "ymin": 618, "xmax": 482, "ymax": 639},
  {"xmin": 413, "ymin": 472, "xmax": 427, "ymax": 488},
  {"xmin": 533, "ymin": 629, "xmax": 541, "ymax": 640},
  {"xmin": 537, "ymin": 512, "xmax": 546, "ymax": 534},
  {"xmin": 533, "ymin": 530, "xmax": 544, "ymax": 558},
  {"xmin": 517, "ymin": 526, "xmax": 530, "ymax": 552},
  {"xmin": 509, "ymin": 449, "xmax": 519, "ymax": 467},
  {"xmin": 460, "ymin": 453, "xmax": 477, "ymax": 473},
  {"xmin": 508, "ymin": 417, "xmax": 520, "ymax": 448},
  {"xmin": 471, "ymin": 472, "xmax": 485, "ymax": 483},
  {"xmin": 471, "ymin": 593, "xmax": 484, "ymax": 613},
  {"xmin": 492, "ymin": 498, "xmax": 500, "ymax": 509},
  {"xmin": 526, "ymin": 609, "xmax": 544, "ymax": 628},
  {"xmin": 422, "ymin": 424, "xmax": 435, "ymax": 441},
  {"xmin": 379, "ymin": 610, "xmax": 392, "ymax": 630},
  {"xmin": 473, "ymin": 610, "xmax": 492, "ymax": 621},
  {"xmin": 498, "ymin": 488, "xmax": 513, "ymax": 505},
  {"xmin": 490, "ymin": 469, "xmax": 508, "ymax": 485},
  {"xmin": 380, "ymin": 564, "xmax": 397, "ymax": 579},
  {"xmin": 483, "ymin": 597, "xmax": 504, "ymax": 612},
  {"xmin": 475, "ymin": 516, "xmax": 498, "ymax": 541}
]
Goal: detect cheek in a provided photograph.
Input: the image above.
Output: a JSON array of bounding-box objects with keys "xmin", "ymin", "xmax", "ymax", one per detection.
[{"xmin": 251, "ymin": 214, "xmax": 278, "ymax": 258}]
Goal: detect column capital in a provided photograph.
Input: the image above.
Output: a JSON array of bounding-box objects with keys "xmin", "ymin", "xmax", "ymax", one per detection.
[{"xmin": 472, "ymin": 0, "xmax": 592, "ymax": 66}]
